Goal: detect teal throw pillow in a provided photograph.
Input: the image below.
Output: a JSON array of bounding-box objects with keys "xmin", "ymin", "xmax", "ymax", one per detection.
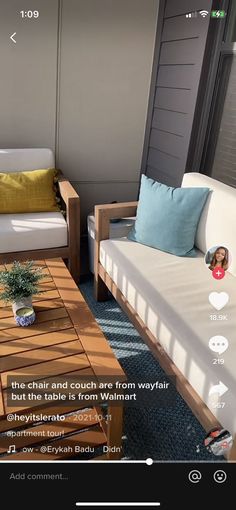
[{"xmin": 128, "ymin": 175, "xmax": 210, "ymax": 256}]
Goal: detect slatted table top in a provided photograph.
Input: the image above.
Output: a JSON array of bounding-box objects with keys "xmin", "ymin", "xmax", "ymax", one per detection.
[{"xmin": 0, "ymin": 258, "xmax": 125, "ymax": 460}]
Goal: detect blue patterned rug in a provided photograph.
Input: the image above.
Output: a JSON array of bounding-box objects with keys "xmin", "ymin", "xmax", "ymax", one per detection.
[{"xmin": 79, "ymin": 278, "xmax": 221, "ymax": 462}]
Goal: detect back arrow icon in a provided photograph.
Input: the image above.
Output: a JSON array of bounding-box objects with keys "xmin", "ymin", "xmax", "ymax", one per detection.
[{"xmin": 10, "ymin": 32, "xmax": 16, "ymax": 43}]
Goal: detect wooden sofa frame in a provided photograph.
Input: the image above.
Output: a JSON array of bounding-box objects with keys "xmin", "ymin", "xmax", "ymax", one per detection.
[
  {"xmin": 94, "ymin": 201, "xmax": 236, "ymax": 461},
  {"xmin": 0, "ymin": 172, "xmax": 80, "ymax": 282}
]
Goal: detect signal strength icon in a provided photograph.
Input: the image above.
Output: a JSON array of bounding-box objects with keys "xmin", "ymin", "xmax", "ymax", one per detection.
[
  {"xmin": 200, "ymin": 10, "xmax": 209, "ymax": 17},
  {"xmin": 186, "ymin": 11, "xmax": 197, "ymax": 18}
]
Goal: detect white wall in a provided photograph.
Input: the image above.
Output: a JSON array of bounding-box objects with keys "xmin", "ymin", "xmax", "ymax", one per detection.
[
  {"xmin": 0, "ymin": 0, "xmax": 159, "ymax": 229},
  {"xmin": 0, "ymin": 0, "xmax": 58, "ymax": 150},
  {"xmin": 58, "ymin": 0, "xmax": 158, "ymax": 227}
]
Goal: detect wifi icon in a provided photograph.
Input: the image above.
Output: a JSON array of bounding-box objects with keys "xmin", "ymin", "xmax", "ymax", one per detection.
[{"xmin": 200, "ymin": 10, "xmax": 209, "ymax": 17}]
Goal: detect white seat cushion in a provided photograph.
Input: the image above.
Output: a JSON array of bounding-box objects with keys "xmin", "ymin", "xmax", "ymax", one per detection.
[
  {"xmin": 0, "ymin": 212, "xmax": 68, "ymax": 253},
  {"xmin": 100, "ymin": 238, "xmax": 236, "ymax": 434}
]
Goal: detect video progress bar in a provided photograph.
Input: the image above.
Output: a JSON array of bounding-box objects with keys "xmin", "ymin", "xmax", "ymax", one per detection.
[{"xmin": 76, "ymin": 504, "xmax": 161, "ymax": 507}]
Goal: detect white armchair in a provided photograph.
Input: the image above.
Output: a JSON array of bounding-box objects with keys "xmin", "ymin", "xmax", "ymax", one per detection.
[{"xmin": 0, "ymin": 148, "xmax": 80, "ymax": 281}]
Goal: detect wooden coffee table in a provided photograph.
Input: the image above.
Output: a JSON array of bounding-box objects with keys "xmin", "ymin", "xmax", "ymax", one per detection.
[{"xmin": 0, "ymin": 258, "xmax": 125, "ymax": 460}]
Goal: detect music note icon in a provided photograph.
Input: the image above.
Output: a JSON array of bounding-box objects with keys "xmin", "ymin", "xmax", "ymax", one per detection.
[{"xmin": 7, "ymin": 445, "xmax": 16, "ymax": 454}]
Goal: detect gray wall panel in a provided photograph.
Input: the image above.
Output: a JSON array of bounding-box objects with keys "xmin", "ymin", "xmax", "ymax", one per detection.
[
  {"xmin": 147, "ymin": 147, "xmax": 180, "ymax": 173},
  {"xmin": 160, "ymin": 39, "xmax": 199, "ymax": 65},
  {"xmin": 146, "ymin": 165, "xmax": 181, "ymax": 186},
  {"xmin": 157, "ymin": 65, "xmax": 196, "ymax": 89},
  {"xmin": 152, "ymin": 108, "xmax": 189, "ymax": 135},
  {"xmin": 162, "ymin": 15, "xmax": 203, "ymax": 41},
  {"xmin": 154, "ymin": 87, "xmax": 191, "ymax": 113},
  {"xmin": 150, "ymin": 128, "xmax": 185, "ymax": 158},
  {"xmin": 142, "ymin": 0, "xmax": 212, "ymax": 187},
  {"xmin": 146, "ymin": 166, "xmax": 171, "ymax": 184}
]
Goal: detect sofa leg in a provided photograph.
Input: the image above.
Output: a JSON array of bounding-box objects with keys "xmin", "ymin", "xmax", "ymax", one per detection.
[{"xmin": 94, "ymin": 274, "xmax": 109, "ymax": 301}]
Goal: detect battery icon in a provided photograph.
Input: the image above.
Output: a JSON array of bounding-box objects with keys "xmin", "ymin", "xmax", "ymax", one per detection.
[{"xmin": 211, "ymin": 10, "xmax": 226, "ymax": 18}]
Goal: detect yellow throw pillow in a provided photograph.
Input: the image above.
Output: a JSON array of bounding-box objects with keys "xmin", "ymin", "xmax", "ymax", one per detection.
[{"xmin": 0, "ymin": 168, "xmax": 60, "ymax": 214}]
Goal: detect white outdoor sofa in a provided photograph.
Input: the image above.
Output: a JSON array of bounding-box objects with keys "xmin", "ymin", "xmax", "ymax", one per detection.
[{"xmin": 94, "ymin": 173, "xmax": 236, "ymax": 460}]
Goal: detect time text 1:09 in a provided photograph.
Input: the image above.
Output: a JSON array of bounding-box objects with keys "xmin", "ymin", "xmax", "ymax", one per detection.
[{"xmin": 20, "ymin": 10, "xmax": 40, "ymax": 19}]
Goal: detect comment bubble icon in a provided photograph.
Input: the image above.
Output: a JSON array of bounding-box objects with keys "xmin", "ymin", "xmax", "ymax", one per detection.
[{"xmin": 209, "ymin": 336, "xmax": 229, "ymax": 355}]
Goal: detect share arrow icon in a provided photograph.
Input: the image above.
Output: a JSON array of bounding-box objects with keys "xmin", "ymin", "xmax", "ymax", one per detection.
[{"xmin": 209, "ymin": 381, "xmax": 228, "ymax": 397}]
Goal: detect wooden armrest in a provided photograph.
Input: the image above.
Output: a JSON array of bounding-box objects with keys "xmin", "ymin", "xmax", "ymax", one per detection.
[
  {"xmin": 95, "ymin": 201, "xmax": 138, "ymax": 242},
  {"xmin": 95, "ymin": 201, "xmax": 138, "ymax": 221},
  {"xmin": 58, "ymin": 171, "xmax": 79, "ymax": 206},
  {"xmin": 58, "ymin": 172, "xmax": 80, "ymax": 280}
]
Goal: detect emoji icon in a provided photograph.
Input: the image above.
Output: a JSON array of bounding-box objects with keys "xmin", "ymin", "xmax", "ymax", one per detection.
[{"xmin": 213, "ymin": 470, "xmax": 227, "ymax": 483}]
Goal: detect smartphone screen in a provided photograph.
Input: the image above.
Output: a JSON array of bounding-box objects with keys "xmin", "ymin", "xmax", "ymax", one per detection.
[{"xmin": 0, "ymin": 1, "xmax": 235, "ymax": 508}]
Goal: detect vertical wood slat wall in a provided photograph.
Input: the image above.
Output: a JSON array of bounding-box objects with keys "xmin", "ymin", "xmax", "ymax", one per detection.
[{"xmin": 141, "ymin": 0, "xmax": 212, "ymax": 187}]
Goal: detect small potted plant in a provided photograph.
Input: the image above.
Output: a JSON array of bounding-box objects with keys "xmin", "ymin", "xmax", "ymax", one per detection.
[{"xmin": 0, "ymin": 261, "xmax": 45, "ymax": 326}]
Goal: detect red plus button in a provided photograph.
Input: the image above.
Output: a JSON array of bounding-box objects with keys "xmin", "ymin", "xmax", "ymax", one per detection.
[{"xmin": 212, "ymin": 267, "xmax": 225, "ymax": 280}]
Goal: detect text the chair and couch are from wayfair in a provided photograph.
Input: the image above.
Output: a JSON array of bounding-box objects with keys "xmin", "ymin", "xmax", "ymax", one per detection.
[
  {"xmin": 0, "ymin": 148, "xmax": 80, "ymax": 280},
  {"xmin": 94, "ymin": 172, "xmax": 236, "ymax": 460}
]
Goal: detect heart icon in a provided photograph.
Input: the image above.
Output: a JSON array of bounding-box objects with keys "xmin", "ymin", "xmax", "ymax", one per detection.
[{"xmin": 209, "ymin": 292, "xmax": 229, "ymax": 311}]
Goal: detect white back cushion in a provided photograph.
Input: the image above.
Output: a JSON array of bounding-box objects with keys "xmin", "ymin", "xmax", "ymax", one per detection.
[
  {"xmin": 0, "ymin": 148, "xmax": 54, "ymax": 172},
  {"xmin": 182, "ymin": 173, "xmax": 236, "ymax": 276}
]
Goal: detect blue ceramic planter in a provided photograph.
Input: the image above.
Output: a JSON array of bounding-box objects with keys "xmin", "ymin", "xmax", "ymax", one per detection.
[
  {"xmin": 15, "ymin": 311, "xmax": 36, "ymax": 327},
  {"xmin": 12, "ymin": 297, "xmax": 36, "ymax": 327}
]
